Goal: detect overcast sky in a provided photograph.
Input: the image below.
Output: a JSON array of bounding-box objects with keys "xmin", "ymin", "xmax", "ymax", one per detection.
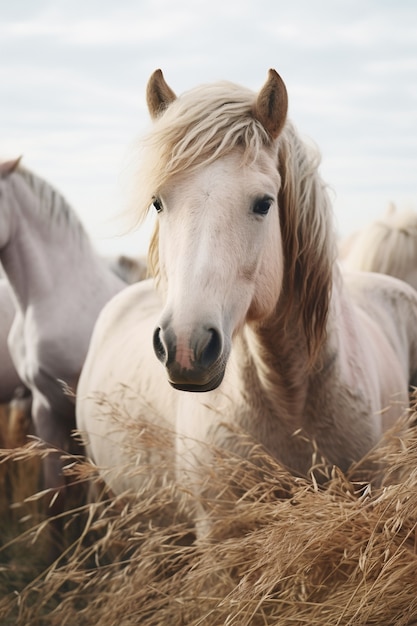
[{"xmin": 1, "ymin": 0, "xmax": 417, "ymax": 256}]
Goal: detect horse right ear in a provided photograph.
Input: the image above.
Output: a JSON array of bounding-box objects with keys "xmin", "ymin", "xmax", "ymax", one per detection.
[
  {"xmin": 253, "ymin": 69, "xmax": 288, "ymax": 139},
  {"xmin": 0, "ymin": 157, "xmax": 22, "ymax": 176},
  {"xmin": 146, "ymin": 69, "xmax": 177, "ymax": 119}
]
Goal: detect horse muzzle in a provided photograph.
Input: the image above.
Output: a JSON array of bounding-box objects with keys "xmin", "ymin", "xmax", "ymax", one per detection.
[{"xmin": 153, "ymin": 324, "xmax": 227, "ymax": 392}]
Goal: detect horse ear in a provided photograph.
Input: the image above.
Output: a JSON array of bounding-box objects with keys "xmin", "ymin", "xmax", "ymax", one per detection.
[
  {"xmin": 0, "ymin": 156, "xmax": 22, "ymax": 176},
  {"xmin": 146, "ymin": 69, "xmax": 177, "ymax": 119},
  {"xmin": 253, "ymin": 69, "xmax": 288, "ymax": 139}
]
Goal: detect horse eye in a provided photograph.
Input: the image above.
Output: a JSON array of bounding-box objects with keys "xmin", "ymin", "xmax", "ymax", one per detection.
[
  {"xmin": 152, "ymin": 197, "xmax": 163, "ymax": 213},
  {"xmin": 253, "ymin": 196, "xmax": 273, "ymax": 216}
]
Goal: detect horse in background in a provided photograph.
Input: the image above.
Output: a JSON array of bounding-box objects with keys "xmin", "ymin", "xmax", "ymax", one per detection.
[
  {"xmin": 0, "ymin": 158, "xmax": 128, "ymax": 549},
  {"xmin": 0, "ymin": 252, "xmax": 146, "ymax": 406},
  {"xmin": 76, "ymin": 69, "xmax": 417, "ymax": 537},
  {"xmin": 0, "ymin": 246, "xmax": 146, "ymax": 531},
  {"xmin": 340, "ymin": 204, "xmax": 417, "ymax": 289}
]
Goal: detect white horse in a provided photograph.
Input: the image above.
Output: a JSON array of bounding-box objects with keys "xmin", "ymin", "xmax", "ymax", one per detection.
[
  {"xmin": 76, "ymin": 70, "xmax": 417, "ymax": 534},
  {"xmin": 0, "ymin": 158, "xmax": 127, "ymax": 532},
  {"xmin": 340, "ymin": 204, "xmax": 417, "ymax": 289}
]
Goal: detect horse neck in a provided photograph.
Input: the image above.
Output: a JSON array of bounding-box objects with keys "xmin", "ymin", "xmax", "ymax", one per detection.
[
  {"xmin": 236, "ymin": 265, "xmax": 345, "ymax": 430},
  {"xmin": 237, "ymin": 300, "xmax": 313, "ymax": 424},
  {"xmin": 0, "ymin": 194, "xmax": 95, "ymax": 312}
]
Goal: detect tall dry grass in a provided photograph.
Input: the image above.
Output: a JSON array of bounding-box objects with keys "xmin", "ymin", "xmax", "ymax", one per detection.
[{"xmin": 1, "ymin": 399, "xmax": 417, "ymax": 625}]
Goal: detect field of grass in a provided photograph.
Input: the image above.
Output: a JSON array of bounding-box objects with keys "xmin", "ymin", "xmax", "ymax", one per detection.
[{"xmin": 1, "ymin": 403, "xmax": 417, "ymax": 625}]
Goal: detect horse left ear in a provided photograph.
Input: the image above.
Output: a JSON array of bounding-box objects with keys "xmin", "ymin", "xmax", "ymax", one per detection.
[
  {"xmin": 0, "ymin": 156, "xmax": 22, "ymax": 176},
  {"xmin": 253, "ymin": 69, "xmax": 288, "ymax": 139},
  {"xmin": 146, "ymin": 69, "xmax": 177, "ymax": 119}
]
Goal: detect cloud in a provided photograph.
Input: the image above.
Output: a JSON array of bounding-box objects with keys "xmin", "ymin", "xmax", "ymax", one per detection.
[
  {"xmin": 3, "ymin": 14, "xmax": 194, "ymax": 46},
  {"xmin": 1, "ymin": 0, "xmax": 416, "ymax": 254}
]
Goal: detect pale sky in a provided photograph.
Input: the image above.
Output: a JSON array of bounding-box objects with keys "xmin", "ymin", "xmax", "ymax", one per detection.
[{"xmin": 1, "ymin": 0, "xmax": 417, "ymax": 256}]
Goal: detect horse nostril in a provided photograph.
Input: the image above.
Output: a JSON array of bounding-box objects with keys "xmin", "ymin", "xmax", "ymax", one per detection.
[
  {"xmin": 196, "ymin": 327, "xmax": 222, "ymax": 369},
  {"xmin": 153, "ymin": 327, "xmax": 167, "ymax": 363}
]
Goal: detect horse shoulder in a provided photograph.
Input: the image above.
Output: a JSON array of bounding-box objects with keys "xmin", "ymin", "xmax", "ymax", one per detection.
[
  {"xmin": 76, "ymin": 279, "xmax": 177, "ymax": 493},
  {"xmin": 81, "ymin": 278, "xmax": 161, "ymax": 347}
]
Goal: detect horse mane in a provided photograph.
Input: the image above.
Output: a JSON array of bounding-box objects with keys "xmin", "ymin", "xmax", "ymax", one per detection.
[
  {"xmin": 12, "ymin": 165, "xmax": 88, "ymax": 243},
  {"xmin": 132, "ymin": 80, "xmax": 335, "ymax": 362},
  {"xmin": 344, "ymin": 206, "xmax": 417, "ymax": 280},
  {"xmin": 276, "ymin": 125, "xmax": 335, "ymax": 362}
]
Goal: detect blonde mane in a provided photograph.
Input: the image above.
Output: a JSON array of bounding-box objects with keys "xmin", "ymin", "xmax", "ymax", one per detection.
[
  {"xmin": 276, "ymin": 126, "xmax": 335, "ymax": 362},
  {"xmin": 132, "ymin": 80, "xmax": 335, "ymax": 361}
]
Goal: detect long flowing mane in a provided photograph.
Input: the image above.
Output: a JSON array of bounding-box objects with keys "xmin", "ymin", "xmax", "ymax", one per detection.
[
  {"xmin": 344, "ymin": 205, "xmax": 417, "ymax": 279},
  {"xmin": 276, "ymin": 125, "xmax": 335, "ymax": 360},
  {"xmin": 131, "ymin": 80, "xmax": 335, "ymax": 360},
  {"xmin": 12, "ymin": 165, "xmax": 88, "ymax": 243}
]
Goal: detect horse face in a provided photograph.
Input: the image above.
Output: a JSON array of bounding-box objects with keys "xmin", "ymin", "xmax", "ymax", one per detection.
[{"xmin": 153, "ymin": 149, "xmax": 283, "ymax": 392}]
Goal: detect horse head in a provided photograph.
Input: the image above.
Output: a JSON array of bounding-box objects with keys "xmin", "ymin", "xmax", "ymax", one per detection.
[
  {"xmin": 140, "ymin": 70, "xmax": 331, "ymax": 391},
  {"xmin": 143, "ymin": 70, "xmax": 287, "ymax": 391}
]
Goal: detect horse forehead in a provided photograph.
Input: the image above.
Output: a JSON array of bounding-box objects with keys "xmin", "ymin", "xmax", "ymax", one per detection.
[{"xmin": 166, "ymin": 152, "xmax": 279, "ymax": 203}]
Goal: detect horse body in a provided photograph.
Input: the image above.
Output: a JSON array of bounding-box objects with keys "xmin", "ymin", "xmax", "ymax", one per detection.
[
  {"xmin": 0, "ymin": 160, "xmax": 127, "ymax": 511},
  {"xmin": 76, "ymin": 70, "xmax": 417, "ymax": 533},
  {"xmin": 77, "ymin": 243, "xmax": 417, "ymax": 490}
]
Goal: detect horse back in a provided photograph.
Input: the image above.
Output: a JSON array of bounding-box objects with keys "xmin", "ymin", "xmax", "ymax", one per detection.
[{"xmin": 343, "ymin": 270, "xmax": 417, "ymax": 387}]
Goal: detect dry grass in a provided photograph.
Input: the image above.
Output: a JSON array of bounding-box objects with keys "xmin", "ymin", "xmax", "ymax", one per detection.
[{"xmin": 1, "ymin": 403, "xmax": 417, "ymax": 625}]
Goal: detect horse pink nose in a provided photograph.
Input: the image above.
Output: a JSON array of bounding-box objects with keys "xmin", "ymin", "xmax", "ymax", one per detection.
[
  {"xmin": 153, "ymin": 325, "xmax": 224, "ymax": 391},
  {"xmin": 153, "ymin": 325, "xmax": 222, "ymax": 369}
]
